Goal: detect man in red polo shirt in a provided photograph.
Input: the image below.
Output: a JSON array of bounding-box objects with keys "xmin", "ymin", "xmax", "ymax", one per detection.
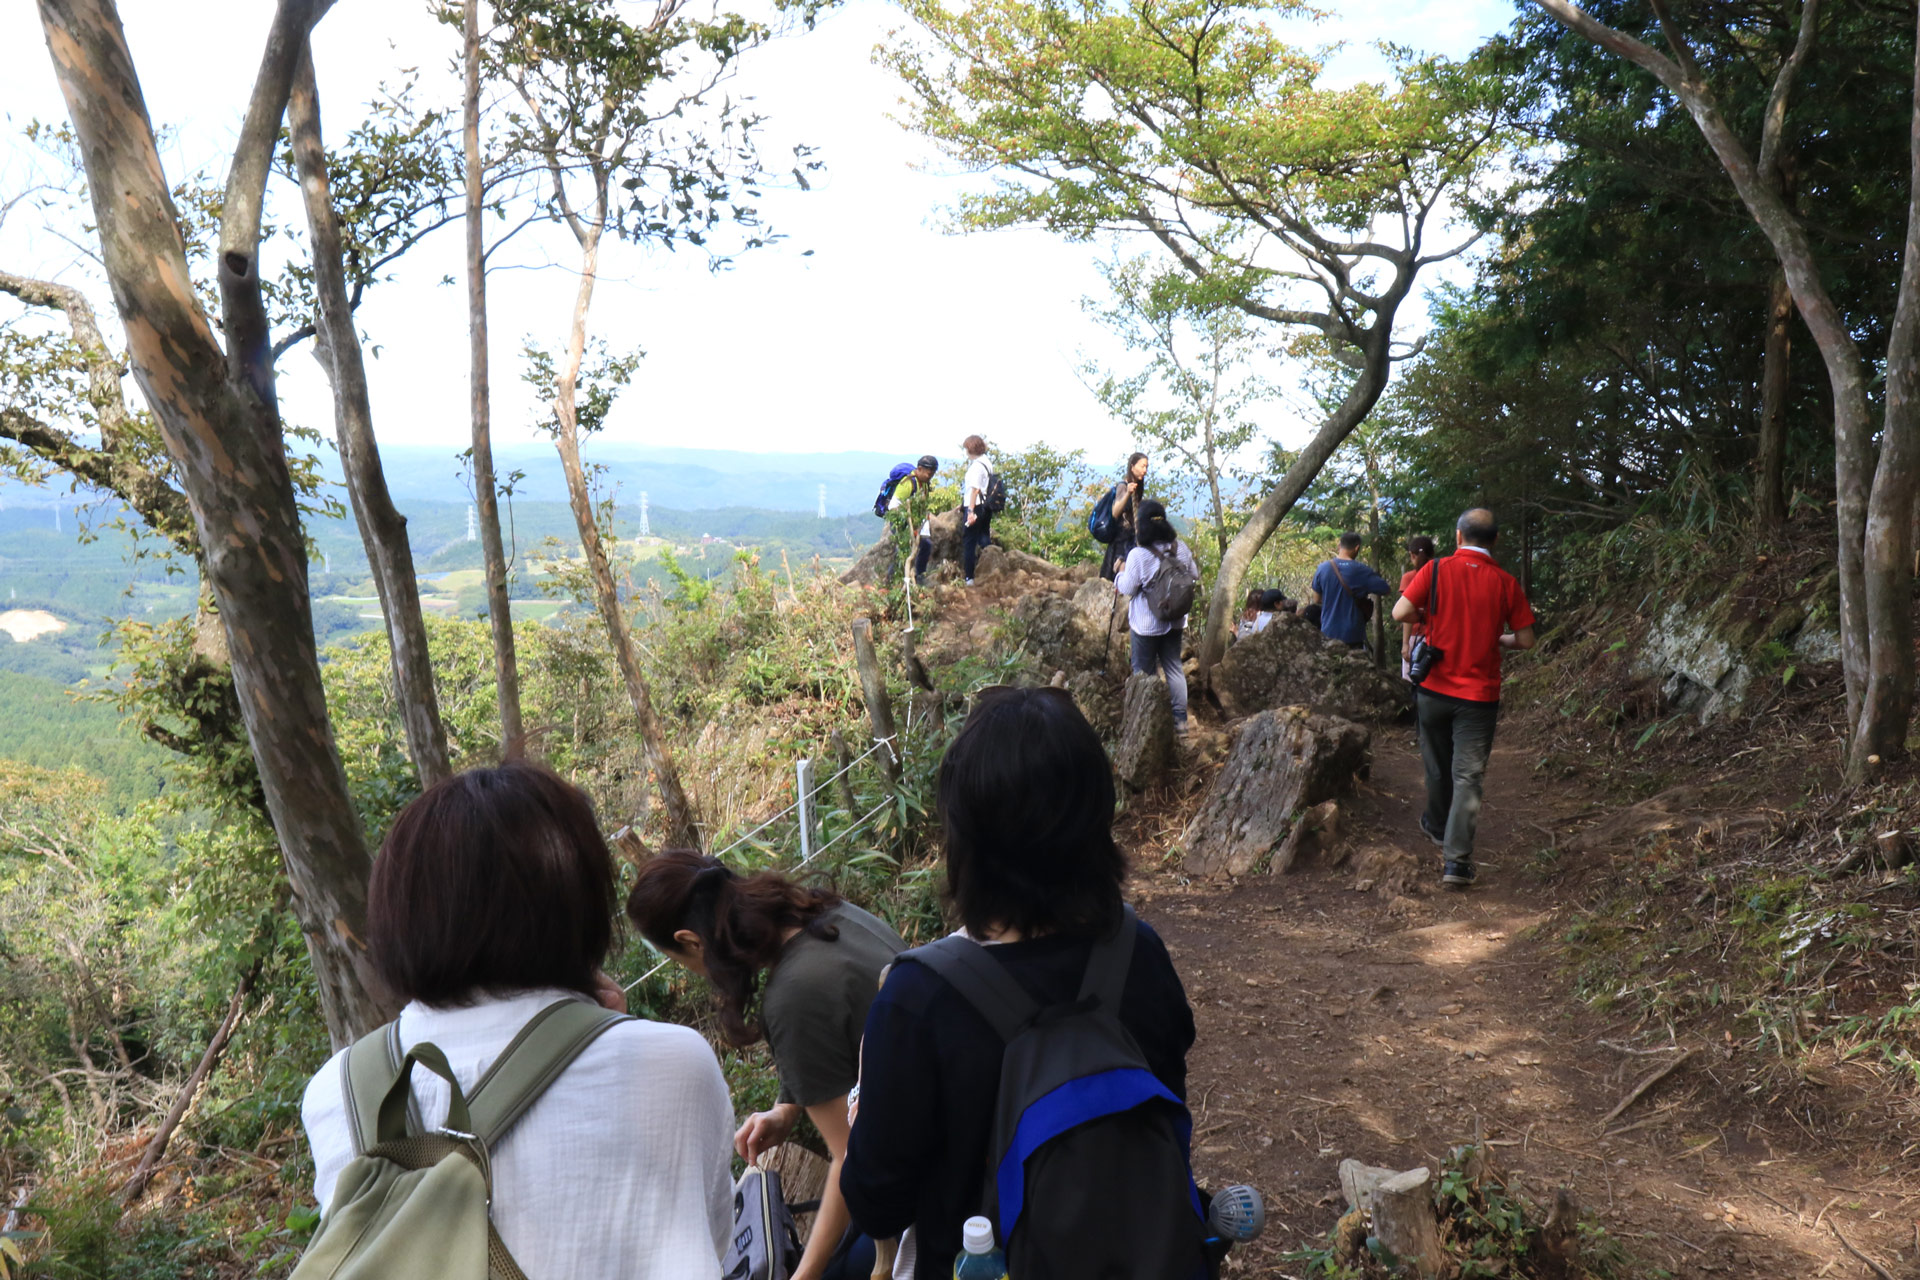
[{"xmin": 1391, "ymin": 509, "xmax": 1536, "ymax": 888}]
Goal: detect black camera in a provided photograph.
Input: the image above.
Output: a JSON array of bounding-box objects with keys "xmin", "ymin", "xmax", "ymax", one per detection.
[{"xmin": 1408, "ymin": 636, "xmax": 1443, "ymax": 685}]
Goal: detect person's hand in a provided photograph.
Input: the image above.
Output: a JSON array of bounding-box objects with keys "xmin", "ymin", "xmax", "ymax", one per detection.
[
  {"xmin": 591, "ymin": 969, "xmax": 627, "ymax": 1014},
  {"xmin": 966, "ymin": 510, "xmax": 976, "ymax": 526},
  {"xmin": 734, "ymin": 1102, "xmax": 802, "ymax": 1165}
]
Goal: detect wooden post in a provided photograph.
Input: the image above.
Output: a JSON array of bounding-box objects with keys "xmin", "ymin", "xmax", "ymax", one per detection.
[
  {"xmin": 851, "ymin": 619, "xmax": 900, "ymax": 788},
  {"xmin": 830, "ymin": 729, "xmax": 859, "ymax": 815},
  {"xmin": 1368, "ymin": 1167, "xmax": 1443, "ymax": 1278}
]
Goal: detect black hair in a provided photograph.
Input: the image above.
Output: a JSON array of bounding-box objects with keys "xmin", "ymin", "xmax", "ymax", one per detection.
[
  {"xmin": 1456, "ymin": 509, "xmax": 1499, "ymax": 546},
  {"xmin": 1337, "ymin": 531, "xmax": 1364, "ymax": 553},
  {"xmin": 627, "ymin": 851, "xmax": 842, "ymax": 1047},
  {"xmin": 1136, "ymin": 498, "xmax": 1177, "ymax": 548},
  {"xmin": 1260, "ymin": 588, "xmax": 1288, "ymax": 610},
  {"xmin": 370, "ymin": 762, "xmax": 616, "ymax": 1008},
  {"xmin": 939, "ymin": 687, "xmax": 1125, "ymax": 939},
  {"xmin": 1407, "ymin": 535, "xmax": 1437, "ymax": 566}
]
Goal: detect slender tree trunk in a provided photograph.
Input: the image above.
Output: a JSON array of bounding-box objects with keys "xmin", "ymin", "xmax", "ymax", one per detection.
[
  {"xmin": 1757, "ymin": 268, "xmax": 1792, "ymax": 527},
  {"xmin": 39, "ymin": 0, "xmax": 387, "ymax": 1048},
  {"xmin": 1197, "ymin": 321, "xmax": 1398, "ymax": 676},
  {"xmin": 289, "ymin": 53, "xmax": 450, "ymax": 788},
  {"xmin": 1857, "ymin": 7, "xmax": 1920, "ymax": 770},
  {"xmin": 465, "ymin": 0, "xmax": 526, "ymax": 757},
  {"xmin": 551, "ymin": 213, "xmax": 699, "ymax": 849}
]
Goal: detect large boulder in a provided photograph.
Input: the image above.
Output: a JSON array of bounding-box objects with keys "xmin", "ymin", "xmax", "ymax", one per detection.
[
  {"xmin": 1010, "ymin": 577, "xmax": 1128, "ymax": 676},
  {"xmin": 1181, "ymin": 707, "xmax": 1370, "ymax": 876},
  {"xmin": 1112, "ymin": 673, "xmax": 1176, "ymax": 790},
  {"xmin": 1214, "ymin": 614, "xmax": 1406, "ymax": 722},
  {"xmin": 1067, "ymin": 670, "xmax": 1121, "ymax": 738},
  {"xmin": 844, "ymin": 510, "xmax": 1076, "ymax": 589}
]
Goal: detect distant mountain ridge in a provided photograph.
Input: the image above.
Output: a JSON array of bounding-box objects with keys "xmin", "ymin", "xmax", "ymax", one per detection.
[{"xmin": 0, "ymin": 444, "xmax": 911, "ymax": 516}]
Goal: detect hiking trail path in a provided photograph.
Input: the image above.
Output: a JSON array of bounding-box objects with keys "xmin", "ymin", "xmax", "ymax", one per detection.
[{"xmin": 1139, "ymin": 731, "xmax": 1919, "ymax": 1278}]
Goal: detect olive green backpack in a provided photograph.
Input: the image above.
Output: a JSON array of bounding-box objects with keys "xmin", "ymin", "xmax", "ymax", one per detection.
[{"xmin": 291, "ymin": 998, "xmax": 631, "ymax": 1280}]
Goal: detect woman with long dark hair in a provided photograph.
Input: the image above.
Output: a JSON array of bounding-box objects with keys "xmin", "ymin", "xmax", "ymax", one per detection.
[
  {"xmin": 628, "ymin": 853, "xmax": 904, "ymax": 1280},
  {"xmin": 1114, "ymin": 498, "xmax": 1201, "ymax": 734},
  {"xmin": 1099, "ymin": 451, "xmax": 1151, "ymax": 580},
  {"xmin": 839, "ymin": 688, "xmax": 1196, "ymax": 1278}
]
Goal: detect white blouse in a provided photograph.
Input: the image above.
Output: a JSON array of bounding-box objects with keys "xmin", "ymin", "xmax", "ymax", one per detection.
[{"xmin": 302, "ymin": 989, "xmax": 735, "ymax": 1280}]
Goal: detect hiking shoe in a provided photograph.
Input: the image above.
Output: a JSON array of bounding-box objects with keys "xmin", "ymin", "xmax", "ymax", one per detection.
[
  {"xmin": 1441, "ymin": 860, "xmax": 1475, "ymax": 888},
  {"xmin": 1419, "ymin": 814, "xmax": 1445, "ymax": 847},
  {"xmin": 965, "ymin": 578, "xmax": 976, "ymax": 586}
]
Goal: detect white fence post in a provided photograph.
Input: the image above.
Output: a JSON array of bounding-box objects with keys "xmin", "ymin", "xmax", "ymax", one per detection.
[{"xmin": 796, "ymin": 757, "xmax": 817, "ymax": 863}]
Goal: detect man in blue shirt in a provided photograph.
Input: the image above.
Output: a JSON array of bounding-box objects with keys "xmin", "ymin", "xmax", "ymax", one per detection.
[{"xmin": 1309, "ymin": 532, "xmax": 1392, "ymax": 649}]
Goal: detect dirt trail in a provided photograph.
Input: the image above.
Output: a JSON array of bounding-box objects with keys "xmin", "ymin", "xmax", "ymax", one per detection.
[{"xmin": 1138, "ymin": 732, "xmax": 1920, "ymax": 1278}]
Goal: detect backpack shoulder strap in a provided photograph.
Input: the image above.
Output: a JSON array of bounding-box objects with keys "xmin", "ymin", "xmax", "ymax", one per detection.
[
  {"xmin": 340, "ymin": 1022, "xmax": 401, "ymax": 1156},
  {"xmin": 465, "ymin": 999, "xmax": 633, "ymax": 1147},
  {"xmin": 1077, "ymin": 904, "xmax": 1139, "ymax": 1013},
  {"xmin": 897, "ymin": 935, "xmax": 1040, "ymax": 1042}
]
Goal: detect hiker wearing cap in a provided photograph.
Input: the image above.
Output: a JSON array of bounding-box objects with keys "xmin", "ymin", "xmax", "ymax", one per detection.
[
  {"xmin": 886, "ymin": 455, "xmax": 941, "ymax": 585},
  {"xmin": 1391, "ymin": 509, "xmax": 1537, "ymax": 890}
]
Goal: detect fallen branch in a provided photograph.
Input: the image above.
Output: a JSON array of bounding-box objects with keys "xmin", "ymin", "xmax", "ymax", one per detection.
[
  {"xmin": 1600, "ymin": 1048, "xmax": 1695, "ymax": 1126},
  {"xmin": 1829, "ymin": 1220, "xmax": 1895, "ymax": 1280},
  {"xmin": 119, "ymin": 954, "xmax": 263, "ymax": 1206}
]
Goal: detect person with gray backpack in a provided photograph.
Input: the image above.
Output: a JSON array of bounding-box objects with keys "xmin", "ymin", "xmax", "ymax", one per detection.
[
  {"xmin": 1113, "ymin": 499, "xmax": 1201, "ymax": 735},
  {"xmin": 295, "ymin": 763, "xmax": 735, "ymax": 1279}
]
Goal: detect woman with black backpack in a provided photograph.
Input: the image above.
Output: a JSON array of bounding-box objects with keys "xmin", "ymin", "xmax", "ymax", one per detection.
[
  {"xmin": 1114, "ymin": 499, "xmax": 1200, "ymax": 736},
  {"xmin": 840, "ymin": 687, "xmax": 1198, "ymax": 1279},
  {"xmin": 1097, "ymin": 452, "xmax": 1151, "ymax": 580}
]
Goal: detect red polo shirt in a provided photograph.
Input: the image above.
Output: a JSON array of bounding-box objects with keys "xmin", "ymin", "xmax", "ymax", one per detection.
[{"xmin": 1400, "ymin": 548, "xmax": 1535, "ymax": 704}]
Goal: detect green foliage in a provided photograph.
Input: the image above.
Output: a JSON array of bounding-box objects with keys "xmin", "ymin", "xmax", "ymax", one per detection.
[
  {"xmin": 986, "ymin": 441, "xmax": 1104, "ymax": 566},
  {"xmin": 0, "ymin": 671, "xmax": 168, "ymax": 806}
]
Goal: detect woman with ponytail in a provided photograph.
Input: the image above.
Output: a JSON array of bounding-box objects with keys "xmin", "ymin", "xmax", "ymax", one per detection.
[{"xmin": 628, "ymin": 853, "xmax": 904, "ymax": 1280}]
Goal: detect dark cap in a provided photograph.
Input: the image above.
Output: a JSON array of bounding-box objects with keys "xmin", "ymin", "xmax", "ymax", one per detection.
[{"xmin": 917, "ymin": 454, "xmax": 939, "ymax": 472}]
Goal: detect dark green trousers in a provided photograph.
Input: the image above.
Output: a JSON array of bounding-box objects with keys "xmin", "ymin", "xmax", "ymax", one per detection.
[{"xmin": 1416, "ymin": 690, "xmax": 1500, "ymax": 863}]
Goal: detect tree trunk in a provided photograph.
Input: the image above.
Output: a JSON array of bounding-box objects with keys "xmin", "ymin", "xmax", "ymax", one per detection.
[
  {"xmin": 39, "ymin": 0, "xmax": 388, "ymax": 1049},
  {"xmin": 289, "ymin": 52, "xmax": 451, "ymax": 789},
  {"xmin": 1197, "ymin": 325, "xmax": 1397, "ymax": 677},
  {"xmin": 466, "ymin": 0, "xmax": 526, "ymax": 757},
  {"xmin": 1857, "ymin": 6, "xmax": 1920, "ymax": 771},
  {"xmin": 1757, "ymin": 269, "xmax": 1793, "ymax": 528},
  {"xmin": 850, "ymin": 619, "xmax": 901, "ymax": 789},
  {"xmin": 551, "ymin": 218, "xmax": 699, "ymax": 849}
]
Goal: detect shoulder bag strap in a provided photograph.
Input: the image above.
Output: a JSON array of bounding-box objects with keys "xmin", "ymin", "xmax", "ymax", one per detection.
[
  {"xmin": 1076, "ymin": 904, "xmax": 1139, "ymax": 1013},
  {"xmin": 465, "ymin": 999, "xmax": 634, "ymax": 1148},
  {"xmin": 1330, "ymin": 558, "xmax": 1364, "ymax": 609},
  {"xmin": 897, "ymin": 935, "xmax": 1041, "ymax": 1043}
]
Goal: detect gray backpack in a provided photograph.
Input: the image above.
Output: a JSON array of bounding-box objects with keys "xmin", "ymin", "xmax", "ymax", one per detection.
[
  {"xmin": 291, "ymin": 999, "xmax": 631, "ymax": 1280},
  {"xmin": 1141, "ymin": 543, "xmax": 1199, "ymax": 622}
]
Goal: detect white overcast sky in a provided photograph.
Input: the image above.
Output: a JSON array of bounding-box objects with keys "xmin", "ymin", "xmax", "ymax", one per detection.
[{"xmin": 0, "ymin": 0, "xmax": 1519, "ymax": 466}]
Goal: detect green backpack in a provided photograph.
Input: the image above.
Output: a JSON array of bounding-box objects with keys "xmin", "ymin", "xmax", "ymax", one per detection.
[{"xmin": 291, "ymin": 998, "xmax": 631, "ymax": 1280}]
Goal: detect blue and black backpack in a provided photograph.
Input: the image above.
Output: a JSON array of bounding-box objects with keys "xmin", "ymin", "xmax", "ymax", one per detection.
[
  {"xmin": 897, "ymin": 906, "xmax": 1208, "ymax": 1279},
  {"xmin": 873, "ymin": 463, "xmax": 918, "ymax": 518}
]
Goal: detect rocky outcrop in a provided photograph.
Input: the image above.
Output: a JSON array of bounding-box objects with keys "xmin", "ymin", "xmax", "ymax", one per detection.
[
  {"xmin": 843, "ymin": 510, "xmax": 1074, "ymax": 588},
  {"xmin": 1113, "ymin": 673, "xmax": 1176, "ymax": 790},
  {"xmin": 1009, "ymin": 576, "xmax": 1129, "ymax": 676},
  {"xmin": 1633, "ymin": 587, "xmax": 1839, "ymax": 722},
  {"xmin": 1066, "ymin": 670, "xmax": 1121, "ymax": 738},
  {"xmin": 1181, "ymin": 707, "xmax": 1370, "ymax": 877},
  {"xmin": 1215, "ymin": 614, "xmax": 1406, "ymax": 723}
]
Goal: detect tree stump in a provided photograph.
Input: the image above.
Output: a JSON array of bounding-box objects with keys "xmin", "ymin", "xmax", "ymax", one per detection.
[
  {"xmin": 1113, "ymin": 673, "xmax": 1176, "ymax": 791},
  {"xmin": 1368, "ymin": 1167, "xmax": 1443, "ymax": 1278},
  {"xmin": 1182, "ymin": 708, "xmax": 1370, "ymax": 876}
]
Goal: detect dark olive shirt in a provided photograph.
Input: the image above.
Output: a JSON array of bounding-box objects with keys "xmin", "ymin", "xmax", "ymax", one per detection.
[{"xmin": 762, "ymin": 903, "xmax": 905, "ymax": 1108}]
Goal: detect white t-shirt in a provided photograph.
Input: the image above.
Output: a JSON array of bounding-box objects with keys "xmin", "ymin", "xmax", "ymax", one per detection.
[
  {"xmin": 302, "ymin": 990, "xmax": 735, "ymax": 1280},
  {"xmin": 963, "ymin": 455, "xmax": 992, "ymax": 514}
]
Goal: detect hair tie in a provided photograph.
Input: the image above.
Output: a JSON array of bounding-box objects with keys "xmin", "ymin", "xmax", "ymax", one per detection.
[{"xmin": 692, "ymin": 861, "xmax": 734, "ymax": 890}]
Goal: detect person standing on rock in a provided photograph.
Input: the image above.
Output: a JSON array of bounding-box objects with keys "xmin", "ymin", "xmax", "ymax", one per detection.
[
  {"xmin": 1099, "ymin": 452, "xmax": 1152, "ymax": 581},
  {"xmin": 1115, "ymin": 500, "xmax": 1200, "ymax": 736},
  {"xmin": 1310, "ymin": 532, "xmax": 1392, "ymax": 650},
  {"xmin": 961, "ymin": 435, "xmax": 993, "ymax": 586},
  {"xmin": 1391, "ymin": 509, "xmax": 1536, "ymax": 889},
  {"xmin": 887, "ymin": 455, "xmax": 941, "ymax": 586}
]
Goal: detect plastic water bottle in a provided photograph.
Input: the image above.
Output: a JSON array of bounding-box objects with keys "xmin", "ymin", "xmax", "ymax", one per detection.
[{"xmin": 952, "ymin": 1216, "xmax": 1008, "ymax": 1279}]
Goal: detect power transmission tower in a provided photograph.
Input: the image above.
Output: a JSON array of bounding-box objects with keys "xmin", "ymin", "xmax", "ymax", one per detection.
[
  {"xmin": 466, "ymin": 504, "xmax": 478, "ymax": 541},
  {"xmin": 640, "ymin": 490, "xmax": 651, "ymax": 538},
  {"xmin": 818, "ymin": 483, "xmax": 827, "ymax": 519}
]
